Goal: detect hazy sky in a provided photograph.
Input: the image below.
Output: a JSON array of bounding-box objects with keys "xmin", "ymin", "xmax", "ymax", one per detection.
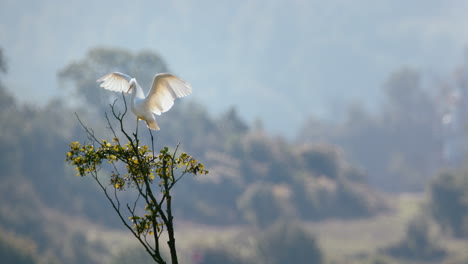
[{"xmin": 2, "ymin": 0, "xmax": 468, "ymax": 135}]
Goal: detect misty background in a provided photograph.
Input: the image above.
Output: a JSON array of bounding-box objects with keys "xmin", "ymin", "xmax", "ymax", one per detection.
[
  {"xmin": 2, "ymin": 1, "xmax": 468, "ymax": 264},
  {"xmin": 3, "ymin": 0, "xmax": 468, "ymax": 135}
]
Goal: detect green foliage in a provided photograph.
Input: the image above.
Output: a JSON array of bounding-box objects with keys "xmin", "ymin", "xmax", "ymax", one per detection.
[
  {"xmin": 298, "ymin": 144, "xmax": 341, "ymax": 179},
  {"xmin": 335, "ymin": 180, "xmax": 379, "ymax": 218},
  {"xmin": 67, "ymin": 140, "xmax": 206, "ymax": 185},
  {"xmin": 237, "ymin": 183, "xmax": 288, "ymax": 227},
  {"xmin": 429, "ymin": 169, "xmax": 468, "ymax": 237},
  {"xmin": 66, "ymin": 138, "xmax": 207, "ymax": 235},
  {"xmin": 294, "ymin": 176, "xmax": 382, "ymax": 220},
  {"xmin": 257, "ymin": 222, "xmax": 323, "ymax": 264},
  {"xmin": 65, "ymin": 105, "xmax": 208, "ymax": 263},
  {"xmin": 382, "ymin": 216, "xmax": 446, "ymax": 261},
  {"xmin": 291, "ymin": 144, "xmax": 384, "ymax": 221}
]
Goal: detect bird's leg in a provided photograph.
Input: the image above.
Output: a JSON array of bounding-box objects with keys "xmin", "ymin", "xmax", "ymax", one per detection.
[
  {"xmin": 148, "ymin": 128, "xmax": 156, "ymax": 159},
  {"xmin": 148, "ymin": 127, "xmax": 155, "ymax": 147},
  {"xmin": 135, "ymin": 118, "xmax": 139, "ymax": 135}
]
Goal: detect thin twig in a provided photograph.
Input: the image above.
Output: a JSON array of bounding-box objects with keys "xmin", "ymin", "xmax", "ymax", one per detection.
[
  {"xmin": 75, "ymin": 113, "xmax": 102, "ymax": 146},
  {"xmin": 91, "ymin": 172, "xmax": 158, "ymax": 262}
]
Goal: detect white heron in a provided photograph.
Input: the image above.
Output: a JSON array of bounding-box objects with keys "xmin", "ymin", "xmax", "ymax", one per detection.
[{"xmin": 97, "ymin": 72, "xmax": 192, "ymax": 131}]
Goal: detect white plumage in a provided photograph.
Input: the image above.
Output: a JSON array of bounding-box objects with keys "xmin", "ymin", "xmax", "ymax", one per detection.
[{"xmin": 97, "ymin": 72, "xmax": 192, "ymax": 130}]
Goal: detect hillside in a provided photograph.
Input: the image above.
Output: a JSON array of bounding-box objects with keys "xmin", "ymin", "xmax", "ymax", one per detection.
[{"xmin": 2, "ymin": 46, "xmax": 468, "ymax": 263}]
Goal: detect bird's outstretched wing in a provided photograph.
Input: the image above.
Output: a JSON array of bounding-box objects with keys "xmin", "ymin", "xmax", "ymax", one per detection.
[
  {"xmin": 96, "ymin": 72, "xmax": 132, "ymax": 93},
  {"xmin": 145, "ymin": 73, "xmax": 192, "ymax": 115}
]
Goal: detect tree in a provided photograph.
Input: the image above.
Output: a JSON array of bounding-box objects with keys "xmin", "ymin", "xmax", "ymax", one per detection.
[
  {"xmin": 298, "ymin": 67, "xmax": 443, "ymax": 192},
  {"xmin": 66, "ymin": 98, "xmax": 207, "ymax": 264},
  {"xmin": 297, "ymin": 144, "xmax": 341, "ymax": 179},
  {"xmin": 0, "ymin": 47, "xmax": 15, "ymax": 110},
  {"xmin": 382, "ymin": 216, "xmax": 446, "ymax": 261},
  {"xmin": 429, "ymin": 169, "xmax": 468, "ymax": 237},
  {"xmin": 257, "ymin": 222, "xmax": 323, "ymax": 264},
  {"xmin": 0, "ymin": 48, "xmax": 6, "ymax": 73},
  {"xmin": 237, "ymin": 183, "xmax": 285, "ymax": 227}
]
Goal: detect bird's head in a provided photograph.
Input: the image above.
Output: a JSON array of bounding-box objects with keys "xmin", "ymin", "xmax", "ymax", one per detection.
[{"xmin": 127, "ymin": 79, "xmax": 137, "ymax": 93}]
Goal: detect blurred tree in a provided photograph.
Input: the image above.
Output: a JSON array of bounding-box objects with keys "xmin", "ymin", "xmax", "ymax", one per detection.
[
  {"xmin": 257, "ymin": 222, "xmax": 323, "ymax": 264},
  {"xmin": 157, "ymin": 102, "xmax": 219, "ymax": 155},
  {"xmin": 297, "ymin": 144, "xmax": 341, "ymax": 179},
  {"xmin": 218, "ymin": 107, "xmax": 249, "ymax": 134},
  {"xmin": 429, "ymin": 169, "xmax": 468, "ymax": 237},
  {"xmin": 0, "ymin": 48, "xmax": 6, "ymax": 73},
  {"xmin": 291, "ymin": 142, "xmax": 384, "ymax": 220},
  {"xmin": 237, "ymin": 183, "xmax": 284, "ymax": 227},
  {"xmin": 217, "ymin": 107, "xmax": 249, "ymax": 154},
  {"xmin": 383, "ymin": 69, "xmax": 438, "ymax": 161},
  {"xmin": 239, "ymin": 131, "xmax": 292, "ymax": 183},
  {"xmin": 0, "ymin": 49, "xmax": 21, "ymax": 177},
  {"xmin": 334, "ymin": 180, "xmax": 375, "ymax": 218},
  {"xmin": 373, "ymin": 68, "xmax": 439, "ymax": 190},
  {"xmin": 383, "ymin": 216, "xmax": 446, "ymax": 261},
  {"xmin": 293, "ymin": 175, "xmax": 382, "ymax": 221},
  {"xmin": 384, "ymin": 69, "xmax": 431, "ymax": 122},
  {"xmin": 298, "ymin": 67, "xmax": 441, "ymax": 192}
]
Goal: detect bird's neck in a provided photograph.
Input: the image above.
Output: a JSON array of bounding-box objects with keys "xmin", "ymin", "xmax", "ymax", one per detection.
[{"xmin": 130, "ymin": 79, "xmax": 145, "ymax": 100}]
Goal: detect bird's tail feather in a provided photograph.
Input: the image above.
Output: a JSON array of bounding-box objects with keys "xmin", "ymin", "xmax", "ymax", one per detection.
[{"xmin": 146, "ymin": 119, "xmax": 160, "ymax": 130}]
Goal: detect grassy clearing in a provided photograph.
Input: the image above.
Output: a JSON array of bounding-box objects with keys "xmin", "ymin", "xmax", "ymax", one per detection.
[
  {"xmin": 94, "ymin": 193, "xmax": 424, "ymax": 263},
  {"xmin": 55, "ymin": 192, "xmax": 468, "ymax": 263},
  {"xmin": 304, "ymin": 193, "xmax": 424, "ymax": 262}
]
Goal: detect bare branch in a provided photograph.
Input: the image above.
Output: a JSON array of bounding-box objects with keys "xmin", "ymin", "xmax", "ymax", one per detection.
[
  {"xmin": 132, "ymin": 192, "xmax": 141, "ymax": 214},
  {"xmin": 74, "ymin": 113, "xmax": 102, "ymax": 146},
  {"xmin": 91, "ymin": 172, "xmax": 159, "ymax": 262}
]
